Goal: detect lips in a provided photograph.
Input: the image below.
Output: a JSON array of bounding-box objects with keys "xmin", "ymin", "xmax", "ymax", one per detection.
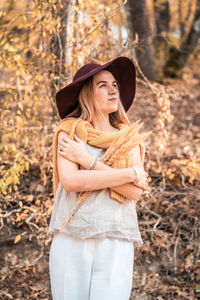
[{"xmin": 108, "ymin": 98, "xmax": 117, "ymax": 101}]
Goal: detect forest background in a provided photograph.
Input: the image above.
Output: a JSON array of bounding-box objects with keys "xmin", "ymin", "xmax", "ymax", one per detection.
[{"xmin": 0, "ymin": 0, "xmax": 200, "ymax": 299}]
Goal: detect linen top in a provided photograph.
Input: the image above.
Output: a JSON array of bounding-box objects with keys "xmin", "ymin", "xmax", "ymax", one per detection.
[{"xmin": 48, "ymin": 139, "xmax": 143, "ymax": 246}]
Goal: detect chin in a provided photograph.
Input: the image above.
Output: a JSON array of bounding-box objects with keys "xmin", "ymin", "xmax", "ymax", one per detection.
[
  {"xmin": 107, "ymin": 104, "xmax": 118, "ymax": 113},
  {"xmin": 102, "ymin": 104, "xmax": 118, "ymax": 115},
  {"xmin": 111, "ymin": 106, "xmax": 118, "ymax": 113}
]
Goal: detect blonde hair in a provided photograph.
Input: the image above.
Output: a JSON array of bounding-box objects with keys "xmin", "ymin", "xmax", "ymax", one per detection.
[{"xmin": 67, "ymin": 73, "xmax": 131, "ymax": 127}]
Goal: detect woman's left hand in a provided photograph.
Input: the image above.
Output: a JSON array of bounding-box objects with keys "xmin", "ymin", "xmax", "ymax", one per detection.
[{"xmin": 58, "ymin": 134, "xmax": 91, "ymax": 166}]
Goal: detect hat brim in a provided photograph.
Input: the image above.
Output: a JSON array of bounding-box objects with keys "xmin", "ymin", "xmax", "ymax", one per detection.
[{"xmin": 56, "ymin": 56, "xmax": 136, "ymax": 119}]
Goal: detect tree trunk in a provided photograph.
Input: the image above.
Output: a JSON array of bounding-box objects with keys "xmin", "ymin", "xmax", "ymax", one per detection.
[
  {"xmin": 50, "ymin": 0, "xmax": 75, "ymax": 83},
  {"xmin": 126, "ymin": 0, "xmax": 156, "ymax": 81},
  {"xmin": 153, "ymin": 0, "xmax": 170, "ymax": 78},
  {"xmin": 64, "ymin": 0, "xmax": 76, "ymax": 80},
  {"xmin": 154, "ymin": 0, "xmax": 170, "ymax": 35},
  {"xmin": 178, "ymin": 0, "xmax": 185, "ymax": 39},
  {"xmin": 49, "ymin": 0, "xmax": 76, "ymax": 118},
  {"xmin": 164, "ymin": 0, "xmax": 200, "ymax": 77}
]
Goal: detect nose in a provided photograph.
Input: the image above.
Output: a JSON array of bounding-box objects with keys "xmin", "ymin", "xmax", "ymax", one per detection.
[{"xmin": 108, "ymin": 85, "xmax": 117, "ymax": 94}]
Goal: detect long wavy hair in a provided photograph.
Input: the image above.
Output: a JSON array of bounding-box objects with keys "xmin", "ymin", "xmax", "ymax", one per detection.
[{"xmin": 66, "ymin": 71, "xmax": 131, "ymax": 127}]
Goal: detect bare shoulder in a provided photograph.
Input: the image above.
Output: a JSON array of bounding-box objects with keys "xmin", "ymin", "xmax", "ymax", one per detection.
[
  {"xmin": 57, "ymin": 130, "xmax": 78, "ymax": 187},
  {"xmin": 57, "ymin": 130, "xmax": 69, "ymax": 142}
]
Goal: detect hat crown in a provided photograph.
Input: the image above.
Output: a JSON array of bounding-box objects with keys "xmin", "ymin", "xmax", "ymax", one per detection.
[
  {"xmin": 56, "ymin": 56, "xmax": 136, "ymax": 119},
  {"xmin": 73, "ymin": 63, "xmax": 101, "ymax": 82}
]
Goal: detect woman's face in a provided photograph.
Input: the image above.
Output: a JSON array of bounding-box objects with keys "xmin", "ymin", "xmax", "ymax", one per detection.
[{"xmin": 92, "ymin": 70, "xmax": 120, "ymax": 115}]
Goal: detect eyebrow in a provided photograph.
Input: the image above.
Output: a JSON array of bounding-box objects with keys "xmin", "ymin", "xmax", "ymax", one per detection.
[{"xmin": 96, "ymin": 80, "xmax": 118, "ymax": 85}]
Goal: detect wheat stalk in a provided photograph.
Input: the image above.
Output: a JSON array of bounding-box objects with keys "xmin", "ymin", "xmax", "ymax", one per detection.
[{"xmin": 61, "ymin": 122, "xmax": 151, "ymax": 228}]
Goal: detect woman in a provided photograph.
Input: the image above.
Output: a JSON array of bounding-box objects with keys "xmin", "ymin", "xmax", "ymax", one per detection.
[{"xmin": 48, "ymin": 57, "xmax": 150, "ymax": 300}]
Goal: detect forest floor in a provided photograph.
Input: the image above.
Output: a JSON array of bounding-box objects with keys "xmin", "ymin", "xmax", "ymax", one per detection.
[{"xmin": 0, "ymin": 74, "xmax": 200, "ymax": 299}]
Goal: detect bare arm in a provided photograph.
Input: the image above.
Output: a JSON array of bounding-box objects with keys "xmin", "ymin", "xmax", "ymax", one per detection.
[
  {"xmin": 57, "ymin": 131, "xmax": 137, "ymax": 192},
  {"xmin": 90, "ymin": 145, "xmax": 145, "ymax": 201}
]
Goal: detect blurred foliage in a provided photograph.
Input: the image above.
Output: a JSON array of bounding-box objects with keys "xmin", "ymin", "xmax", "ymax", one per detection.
[
  {"xmin": 0, "ymin": 0, "xmax": 129, "ymax": 194},
  {"xmin": 0, "ymin": 0, "xmax": 199, "ymax": 298},
  {"xmin": 146, "ymin": 0, "xmax": 200, "ymax": 77},
  {"xmin": 0, "ymin": 0, "xmax": 199, "ymax": 225},
  {"xmin": 0, "ymin": 0, "xmax": 199, "ymax": 238}
]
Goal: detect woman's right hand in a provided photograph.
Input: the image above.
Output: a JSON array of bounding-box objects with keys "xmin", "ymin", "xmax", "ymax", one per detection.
[
  {"xmin": 58, "ymin": 132, "xmax": 91, "ymax": 167},
  {"xmin": 131, "ymin": 166, "xmax": 149, "ymax": 191}
]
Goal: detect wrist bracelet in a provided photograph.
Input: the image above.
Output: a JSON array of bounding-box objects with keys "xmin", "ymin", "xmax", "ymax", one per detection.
[
  {"xmin": 88, "ymin": 156, "xmax": 95, "ymax": 170},
  {"xmin": 132, "ymin": 166, "xmax": 140, "ymax": 183},
  {"xmin": 91, "ymin": 157, "xmax": 98, "ymax": 169}
]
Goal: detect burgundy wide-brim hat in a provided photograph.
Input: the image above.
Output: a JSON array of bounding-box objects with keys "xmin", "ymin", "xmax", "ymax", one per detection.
[{"xmin": 56, "ymin": 56, "xmax": 136, "ymax": 119}]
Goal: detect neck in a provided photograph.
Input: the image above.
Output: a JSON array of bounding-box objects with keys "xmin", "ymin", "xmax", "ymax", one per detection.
[{"xmin": 91, "ymin": 113, "xmax": 115, "ymax": 132}]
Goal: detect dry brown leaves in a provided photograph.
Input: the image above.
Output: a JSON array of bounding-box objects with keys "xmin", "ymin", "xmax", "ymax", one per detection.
[{"xmin": 0, "ymin": 77, "xmax": 200, "ymax": 299}]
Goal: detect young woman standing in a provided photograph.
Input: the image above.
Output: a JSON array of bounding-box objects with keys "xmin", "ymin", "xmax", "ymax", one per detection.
[{"xmin": 48, "ymin": 57, "xmax": 150, "ymax": 300}]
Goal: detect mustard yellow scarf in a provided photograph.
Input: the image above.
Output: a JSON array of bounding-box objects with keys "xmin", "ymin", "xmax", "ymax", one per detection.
[{"xmin": 52, "ymin": 117, "xmax": 151, "ymax": 227}]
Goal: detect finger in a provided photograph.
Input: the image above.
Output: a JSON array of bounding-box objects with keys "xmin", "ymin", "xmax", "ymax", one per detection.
[
  {"xmin": 140, "ymin": 182, "xmax": 148, "ymax": 190},
  {"xmin": 74, "ymin": 134, "xmax": 83, "ymax": 143},
  {"xmin": 58, "ymin": 141, "xmax": 66, "ymax": 148},
  {"xmin": 58, "ymin": 149, "xmax": 65, "ymax": 156},
  {"xmin": 59, "ymin": 141, "xmax": 68, "ymax": 150},
  {"xmin": 58, "ymin": 148, "xmax": 70, "ymax": 156},
  {"xmin": 63, "ymin": 137, "xmax": 70, "ymax": 143}
]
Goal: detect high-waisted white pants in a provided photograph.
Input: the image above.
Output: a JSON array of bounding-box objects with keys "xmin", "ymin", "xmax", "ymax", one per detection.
[{"xmin": 49, "ymin": 232, "xmax": 134, "ymax": 300}]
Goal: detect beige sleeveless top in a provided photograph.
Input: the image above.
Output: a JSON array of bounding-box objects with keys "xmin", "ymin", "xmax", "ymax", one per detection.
[{"xmin": 48, "ymin": 141, "xmax": 143, "ymax": 246}]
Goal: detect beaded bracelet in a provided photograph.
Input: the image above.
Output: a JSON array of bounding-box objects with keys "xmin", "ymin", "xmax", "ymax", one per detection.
[
  {"xmin": 88, "ymin": 156, "xmax": 98, "ymax": 170},
  {"xmin": 88, "ymin": 156, "xmax": 96, "ymax": 170},
  {"xmin": 91, "ymin": 157, "xmax": 98, "ymax": 169}
]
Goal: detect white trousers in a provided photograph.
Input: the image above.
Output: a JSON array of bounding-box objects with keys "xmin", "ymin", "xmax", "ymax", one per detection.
[{"xmin": 49, "ymin": 232, "xmax": 134, "ymax": 300}]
